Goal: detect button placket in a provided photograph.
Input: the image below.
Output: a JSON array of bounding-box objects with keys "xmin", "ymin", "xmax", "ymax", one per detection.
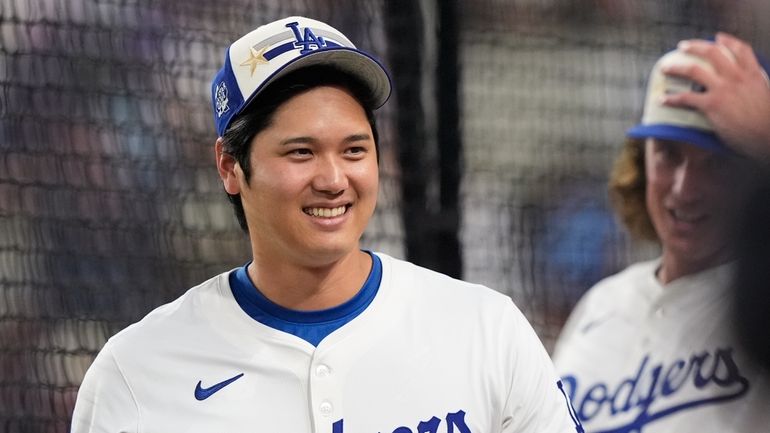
[
  {"xmin": 319, "ymin": 400, "xmax": 334, "ymax": 416},
  {"xmin": 309, "ymin": 359, "xmax": 341, "ymax": 422},
  {"xmin": 315, "ymin": 364, "xmax": 331, "ymax": 378}
]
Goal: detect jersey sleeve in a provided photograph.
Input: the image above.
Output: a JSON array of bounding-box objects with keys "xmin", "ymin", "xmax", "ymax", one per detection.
[
  {"xmin": 71, "ymin": 342, "xmax": 140, "ymax": 433},
  {"xmin": 500, "ymin": 299, "xmax": 583, "ymax": 433}
]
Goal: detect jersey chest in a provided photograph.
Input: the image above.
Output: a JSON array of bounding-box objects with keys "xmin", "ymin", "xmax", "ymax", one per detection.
[
  {"xmin": 556, "ymin": 281, "xmax": 764, "ymax": 432},
  {"xmin": 127, "ymin": 324, "xmax": 502, "ymax": 433}
]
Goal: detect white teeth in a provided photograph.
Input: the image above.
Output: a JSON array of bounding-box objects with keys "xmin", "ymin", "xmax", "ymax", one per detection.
[{"xmin": 305, "ymin": 206, "xmax": 347, "ymax": 218}]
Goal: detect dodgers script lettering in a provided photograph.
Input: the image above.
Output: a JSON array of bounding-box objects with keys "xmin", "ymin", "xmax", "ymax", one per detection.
[{"xmin": 562, "ymin": 347, "xmax": 749, "ymax": 433}]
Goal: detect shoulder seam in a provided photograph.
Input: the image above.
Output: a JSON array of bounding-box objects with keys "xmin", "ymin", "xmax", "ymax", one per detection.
[{"xmin": 103, "ymin": 342, "xmax": 143, "ymax": 432}]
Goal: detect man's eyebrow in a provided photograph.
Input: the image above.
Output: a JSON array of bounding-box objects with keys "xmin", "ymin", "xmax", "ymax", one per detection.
[
  {"xmin": 279, "ymin": 136, "xmax": 315, "ymax": 146},
  {"xmin": 345, "ymin": 133, "xmax": 372, "ymax": 142},
  {"xmin": 279, "ymin": 133, "xmax": 372, "ymax": 146}
]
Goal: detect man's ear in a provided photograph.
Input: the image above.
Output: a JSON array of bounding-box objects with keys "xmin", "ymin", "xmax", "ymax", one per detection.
[{"xmin": 215, "ymin": 138, "xmax": 242, "ymax": 195}]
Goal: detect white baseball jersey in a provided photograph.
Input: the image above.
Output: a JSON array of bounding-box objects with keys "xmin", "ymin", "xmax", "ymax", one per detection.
[
  {"xmin": 71, "ymin": 252, "xmax": 581, "ymax": 433},
  {"xmin": 553, "ymin": 259, "xmax": 770, "ymax": 433}
]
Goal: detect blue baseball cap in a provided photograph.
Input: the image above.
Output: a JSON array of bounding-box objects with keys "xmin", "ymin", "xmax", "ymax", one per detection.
[{"xmin": 211, "ymin": 16, "xmax": 392, "ymax": 137}]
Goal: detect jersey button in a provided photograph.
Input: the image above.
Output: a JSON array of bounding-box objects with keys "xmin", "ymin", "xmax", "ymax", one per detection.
[
  {"xmin": 315, "ymin": 364, "xmax": 331, "ymax": 378},
  {"xmin": 319, "ymin": 400, "xmax": 334, "ymax": 416}
]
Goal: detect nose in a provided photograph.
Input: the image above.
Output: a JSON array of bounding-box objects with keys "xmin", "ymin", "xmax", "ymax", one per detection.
[
  {"xmin": 312, "ymin": 155, "xmax": 348, "ymax": 195},
  {"xmin": 671, "ymin": 160, "xmax": 703, "ymax": 202}
]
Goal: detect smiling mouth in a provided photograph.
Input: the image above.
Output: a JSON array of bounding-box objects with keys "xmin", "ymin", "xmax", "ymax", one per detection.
[
  {"xmin": 303, "ymin": 205, "xmax": 349, "ymax": 218},
  {"xmin": 669, "ymin": 209, "xmax": 707, "ymax": 224}
]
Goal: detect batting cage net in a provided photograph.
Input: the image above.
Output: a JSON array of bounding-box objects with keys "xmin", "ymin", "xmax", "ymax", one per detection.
[{"xmin": 1, "ymin": 0, "xmax": 768, "ymax": 429}]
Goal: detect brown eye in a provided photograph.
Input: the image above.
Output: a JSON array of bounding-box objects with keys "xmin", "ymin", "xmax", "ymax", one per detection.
[
  {"xmin": 343, "ymin": 145, "xmax": 371, "ymax": 160},
  {"xmin": 288, "ymin": 148, "xmax": 313, "ymax": 157}
]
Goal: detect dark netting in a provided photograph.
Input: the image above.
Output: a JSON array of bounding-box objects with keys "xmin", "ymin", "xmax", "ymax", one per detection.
[
  {"xmin": 1, "ymin": 0, "xmax": 768, "ymax": 429},
  {"xmin": 457, "ymin": 0, "xmax": 770, "ymax": 348}
]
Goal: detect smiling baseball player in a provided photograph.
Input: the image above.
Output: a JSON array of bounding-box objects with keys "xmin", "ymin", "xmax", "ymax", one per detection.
[
  {"xmin": 70, "ymin": 16, "xmax": 582, "ymax": 433},
  {"xmin": 552, "ymin": 35, "xmax": 770, "ymax": 433}
]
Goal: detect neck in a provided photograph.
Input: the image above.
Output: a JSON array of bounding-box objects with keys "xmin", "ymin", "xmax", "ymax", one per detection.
[
  {"xmin": 657, "ymin": 250, "xmax": 733, "ymax": 285},
  {"xmin": 247, "ymin": 249, "xmax": 372, "ymax": 311}
]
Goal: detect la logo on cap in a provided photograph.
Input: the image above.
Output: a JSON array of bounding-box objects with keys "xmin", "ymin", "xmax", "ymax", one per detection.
[{"xmin": 287, "ymin": 21, "xmax": 327, "ymax": 54}]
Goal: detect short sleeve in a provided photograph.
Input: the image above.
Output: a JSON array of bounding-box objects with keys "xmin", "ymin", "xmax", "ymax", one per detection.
[
  {"xmin": 501, "ymin": 300, "xmax": 583, "ymax": 433},
  {"xmin": 71, "ymin": 342, "xmax": 140, "ymax": 433}
]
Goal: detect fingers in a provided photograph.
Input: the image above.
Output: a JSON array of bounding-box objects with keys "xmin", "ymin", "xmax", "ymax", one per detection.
[
  {"xmin": 661, "ymin": 61, "xmax": 717, "ymax": 90},
  {"xmin": 661, "ymin": 90, "xmax": 708, "ymax": 111},
  {"xmin": 663, "ymin": 32, "xmax": 767, "ymax": 101},
  {"xmin": 678, "ymin": 32, "xmax": 762, "ymax": 78},
  {"xmin": 716, "ymin": 32, "xmax": 770, "ymax": 90},
  {"xmin": 676, "ymin": 39, "xmax": 739, "ymax": 79},
  {"xmin": 715, "ymin": 32, "xmax": 758, "ymax": 70}
]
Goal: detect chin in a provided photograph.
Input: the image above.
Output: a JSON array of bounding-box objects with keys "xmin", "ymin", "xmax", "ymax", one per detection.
[{"xmin": 302, "ymin": 242, "xmax": 360, "ymax": 264}]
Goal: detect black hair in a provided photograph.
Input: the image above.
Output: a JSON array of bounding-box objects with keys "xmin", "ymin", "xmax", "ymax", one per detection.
[{"xmin": 219, "ymin": 65, "xmax": 380, "ymax": 233}]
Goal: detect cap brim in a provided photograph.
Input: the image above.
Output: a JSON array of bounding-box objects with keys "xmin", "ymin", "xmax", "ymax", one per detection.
[
  {"xmin": 627, "ymin": 124, "xmax": 728, "ymax": 153},
  {"xmin": 245, "ymin": 47, "xmax": 391, "ymax": 112}
]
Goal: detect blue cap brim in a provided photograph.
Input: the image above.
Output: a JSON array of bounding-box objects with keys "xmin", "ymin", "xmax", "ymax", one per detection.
[{"xmin": 626, "ymin": 124, "xmax": 729, "ymax": 154}]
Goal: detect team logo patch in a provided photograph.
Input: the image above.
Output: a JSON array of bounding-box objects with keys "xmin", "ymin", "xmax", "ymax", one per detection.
[
  {"xmin": 215, "ymin": 82, "xmax": 229, "ymax": 118},
  {"xmin": 286, "ymin": 21, "xmax": 327, "ymax": 54}
]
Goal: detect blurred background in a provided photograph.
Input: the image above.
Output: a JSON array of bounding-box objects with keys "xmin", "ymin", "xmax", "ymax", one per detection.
[{"xmin": 1, "ymin": 0, "xmax": 769, "ymax": 430}]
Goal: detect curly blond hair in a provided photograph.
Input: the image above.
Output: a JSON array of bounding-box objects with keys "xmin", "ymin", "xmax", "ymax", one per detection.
[{"xmin": 608, "ymin": 138, "xmax": 659, "ymax": 241}]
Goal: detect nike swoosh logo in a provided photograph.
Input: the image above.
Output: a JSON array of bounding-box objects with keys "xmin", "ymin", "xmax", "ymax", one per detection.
[{"xmin": 194, "ymin": 373, "xmax": 244, "ymax": 401}]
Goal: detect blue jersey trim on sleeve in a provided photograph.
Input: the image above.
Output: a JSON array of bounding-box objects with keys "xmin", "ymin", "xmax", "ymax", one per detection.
[
  {"xmin": 229, "ymin": 251, "xmax": 382, "ymax": 346},
  {"xmin": 557, "ymin": 379, "xmax": 585, "ymax": 433}
]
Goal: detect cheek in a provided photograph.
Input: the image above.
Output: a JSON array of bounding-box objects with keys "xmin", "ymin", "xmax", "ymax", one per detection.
[
  {"xmin": 363, "ymin": 169, "xmax": 380, "ymax": 202},
  {"xmin": 645, "ymin": 178, "xmax": 666, "ymax": 213},
  {"xmin": 350, "ymin": 161, "xmax": 379, "ymax": 194},
  {"xmin": 364, "ymin": 163, "xmax": 379, "ymax": 188},
  {"xmin": 251, "ymin": 163, "xmax": 305, "ymax": 194},
  {"xmin": 644, "ymin": 178, "xmax": 672, "ymax": 237},
  {"xmin": 644, "ymin": 161, "xmax": 673, "ymax": 203}
]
